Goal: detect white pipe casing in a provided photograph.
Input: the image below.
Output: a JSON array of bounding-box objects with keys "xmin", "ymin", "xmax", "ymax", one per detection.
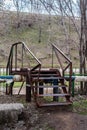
[
  {"xmin": 75, "ymin": 76, "xmax": 87, "ymax": 82},
  {"xmin": 13, "ymin": 75, "xmax": 25, "ymax": 82}
]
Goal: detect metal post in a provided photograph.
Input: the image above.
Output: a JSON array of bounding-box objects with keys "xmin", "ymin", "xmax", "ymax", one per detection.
[
  {"xmin": 39, "ymin": 82, "xmax": 43, "ymax": 94},
  {"xmin": 72, "ymin": 79, "xmax": 75, "ymax": 97},
  {"xmin": 26, "ymin": 71, "xmax": 31, "ymax": 102},
  {"xmin": 10, "ymin": 82, "xmax": 14, "ymax": 95},
  {"xmin": 53, "ymin": 79, "xmax": 58, "ymax": 101},
  {"xmin": 72, "ymin": 72, "xmax": 75, "ymax": 97}
]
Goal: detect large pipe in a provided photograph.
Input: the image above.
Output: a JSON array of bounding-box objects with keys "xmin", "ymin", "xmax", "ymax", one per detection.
[
  {"xmin": 65, "ymin": 76, "xmax": 87, "ymax": 82},
  {"xmin": 75, "ymin": 76, "xmax": 87, "ymax": 82},
  {"xmin": 65, "ymin": 76, "xmax": 87, "ymax": 97},
  {"xmin": 0, "ymin": 75, "xmax": 25, "ymax": 83}
]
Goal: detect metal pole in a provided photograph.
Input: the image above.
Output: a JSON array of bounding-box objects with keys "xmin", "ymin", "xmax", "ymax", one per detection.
[
  {"xmin": 26, "ymin": 71, "xmax": 31, "ymax": 102},
  {"xmin": 53, "ymin": 79, "xmax": 58, "ymax": 101}
]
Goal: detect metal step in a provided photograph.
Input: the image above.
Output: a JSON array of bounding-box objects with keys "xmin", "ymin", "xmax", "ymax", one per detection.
[
  {"xmin": 37, "ymin": 93, "xmax": 70, "ymax": 97},
  {"xmin": 31, "ymin": 74, "xmax": 60, "ymax": 77},
  {"xmin": 34, "ymin": 85, "xmax": 67, "ymax": 88},
  {"xmin": 36, "ymin": 102, "xmax": 72, "ymax": 107},
  {"xmin": 31, "ymin": 69, "xmax": 59, "ymax": 74},
  {"xmin": 33, "ymin": 76, "xmax": 64, "ymax": 80}
]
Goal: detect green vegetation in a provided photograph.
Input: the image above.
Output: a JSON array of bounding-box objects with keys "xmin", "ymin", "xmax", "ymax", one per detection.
[
  {"xmin": 73, "ymin": 99, "xmax": 87, "ymax": 115},
  {"xmin": 13, "ymin": 82, "xmax": 24, "ymax": 88},
  {"xmin": 45, "ymin": 124, "xmax": 55, "ymax": 130}
]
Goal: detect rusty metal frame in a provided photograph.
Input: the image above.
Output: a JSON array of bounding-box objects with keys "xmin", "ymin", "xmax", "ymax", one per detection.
[
  {"xmin": 52, "ymin": 43, "xmax": 72, "ymax": 93},
  {"xmin": 6, "ymin": 41, "xmax": 41, "ymax": 74},
  {"xmin": 6, "ymin": 41, "xmax": 72, "ymax": 106},
  {"xmin": 6, "ymin": 42, "xmax": 41, "ymax": 97}
]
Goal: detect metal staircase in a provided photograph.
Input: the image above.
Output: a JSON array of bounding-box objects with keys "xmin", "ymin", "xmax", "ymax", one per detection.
[
  {"xmin": 30, "ymin": 43, "xmax": 72, "ymax": 107},
  {"xmin": 6, "ymin": 42, "xmax": 72, "ymax": 107},
  {"xmin": 31, "ymin": 68, "xmax": 72, "ymax": 107}
]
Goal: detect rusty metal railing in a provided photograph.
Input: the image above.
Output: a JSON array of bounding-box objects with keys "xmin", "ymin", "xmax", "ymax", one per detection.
[
  {"xmin": 6, "ymin": 41, "xmax": 41, "ymax": 97},
  {"xmin": 6, "ymin": 41, "xmax": 41, "ymax": 75},
  {"xmin": 52, "ymin": 43, "xmax": 72, "ymax": 93}
]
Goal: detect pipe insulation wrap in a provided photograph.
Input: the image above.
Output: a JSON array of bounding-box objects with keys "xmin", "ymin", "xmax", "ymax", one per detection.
[
  {"xmin": 0, "ymin": 75, "xmax": 25, "ymax": 83},
  {"xmin": 75, "ymin": 76, "xmax": 87, "ymax": 82},
  {"xmin": 13, "ymin": 75, "xmax": 25, "ymax": 82}
]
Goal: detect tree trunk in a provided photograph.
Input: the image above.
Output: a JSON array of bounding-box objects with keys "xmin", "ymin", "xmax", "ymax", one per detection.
[{"xmin": 80, "ymin": 0, "xmax": 87, "ymax": 94}]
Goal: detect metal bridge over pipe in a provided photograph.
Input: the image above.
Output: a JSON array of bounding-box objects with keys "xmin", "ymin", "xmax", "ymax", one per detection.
[{"xmin": 5, "ymin": 41, "xmax": 72, "ymax": 107}]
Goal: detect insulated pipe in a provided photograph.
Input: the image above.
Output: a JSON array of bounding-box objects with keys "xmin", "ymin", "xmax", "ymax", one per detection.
[
  {"xmin": 75, "ymin": 76, "xmax": 87, "ymax": 82},
  {"xmin": 0, "ymin": 75, "xmax": 25, "ymax": 83},
  {"xmin": 65, "ymin": 76, "xmax": 87, "ymax": 82},
  {"xmin": 65, "ymin": 76, "xmax": 87, "ymax": 97},
  {"xmin": 13, "ymin": 75, "xmax": 25, "ymax": 82}
]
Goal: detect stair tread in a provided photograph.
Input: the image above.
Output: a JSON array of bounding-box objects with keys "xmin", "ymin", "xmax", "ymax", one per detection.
[
  {"xmin": 35, "ymin": 85, "xmax": 67, "ymax": 88},
  {"xmin": 31, "ymin": 69, "xmax": 59, "ymax": 74},
  {"xmin": 32, "ymin": 74, "xmax": 59, "ymax": 76},
  {"xmin": 37, "ymin": 93, "xmax": 70, "ymax": 97},
  {"xmin": 37, "ymin": 102, "xmax": 72, "ymax": 107},
  {"xmin": 33, "ymin": 77, "xmax": 64, "ymax": 80}
]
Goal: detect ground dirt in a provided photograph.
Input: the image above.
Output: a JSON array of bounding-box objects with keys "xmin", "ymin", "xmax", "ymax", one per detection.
[{"xmin": 0, "ymin": 95, "xmax": 87, "ymax": 130}]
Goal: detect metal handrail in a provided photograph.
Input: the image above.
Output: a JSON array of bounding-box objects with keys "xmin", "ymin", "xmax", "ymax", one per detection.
[
  {"xmin": 52, "ymin": 43, "xmax": 72, "ymax": 93},
  {"xmin": 52, "ymin": 43, "xmax": 72, "ymax": 63},
  {"xmin": 6, "ymin": 41, "xmax": 41, "ymax": 75}
]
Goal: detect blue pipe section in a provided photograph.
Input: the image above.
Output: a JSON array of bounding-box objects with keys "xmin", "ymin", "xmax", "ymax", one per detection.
[
  {"xmin": 64, "ymin": 76, "xmax": 75, "ymax": 81},
  {"xmin": 0, "ymin": 75, "xmax": 13, "ymax": 79}
]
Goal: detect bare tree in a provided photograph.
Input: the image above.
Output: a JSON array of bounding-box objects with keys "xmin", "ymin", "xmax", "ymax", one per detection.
[
  {"xmin": 79, "ymin": 0, "xmax": 87, "ymax": 94},
  {"xmin": 36, "ymin": 0, "xmax": 87, "ymax": 93},
  {"xmin": 2, "ymin": 0, "xmax": 87, "ymax": 94}
]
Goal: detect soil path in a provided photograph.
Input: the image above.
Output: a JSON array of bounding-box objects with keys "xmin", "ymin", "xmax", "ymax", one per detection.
[
  {"xmin": 37, "ymin": 106, "xmax": 87, "ymax": 130},
  {"xmin": 44, "ymin": 111, "xmax": 87, "ymax": 130},
  {"xmin": 0, "ymin": 95, "xmax": 87, "ymax": 130}
]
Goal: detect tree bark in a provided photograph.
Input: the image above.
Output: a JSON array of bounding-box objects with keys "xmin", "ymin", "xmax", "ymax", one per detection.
[{"xmin": 80, "ymin": 0, "xmax": 87, "ymax": 94}]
